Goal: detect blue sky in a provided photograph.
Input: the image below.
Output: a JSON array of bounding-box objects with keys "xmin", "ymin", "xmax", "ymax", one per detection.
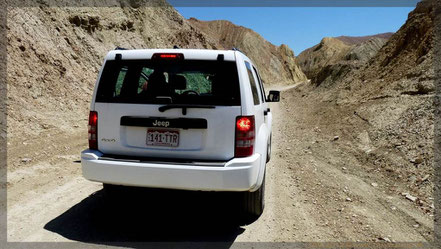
[{"xmin": 174, "ymin": 7, "xmax": 414, "ymax": 55}]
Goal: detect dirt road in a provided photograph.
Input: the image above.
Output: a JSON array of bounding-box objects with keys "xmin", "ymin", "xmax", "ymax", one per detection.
[{"xmin": 7, "ymin": 84, "xmax": 433, "ymax": 243}]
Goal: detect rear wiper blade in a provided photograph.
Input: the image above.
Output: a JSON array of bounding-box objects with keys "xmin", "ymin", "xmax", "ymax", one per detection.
[{"xmin": 158, "ymin": 104, "xmax": 215, "ymax": 115}]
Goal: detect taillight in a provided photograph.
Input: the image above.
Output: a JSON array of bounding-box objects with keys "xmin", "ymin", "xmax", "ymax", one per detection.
[
  {"xmin": 151, "ymin": 53, "xmax": 184, "ymax": 60},
  {"xmin": 88, "ymin": 111, "xmax": 98, "ymax": 150},
  {"xmin": 235, "ymin": 116, "xmax": 255, "ymax": 157},
  {"xmin": 159, "ymin": 54, "xmax": 177, "ymax": 58}
]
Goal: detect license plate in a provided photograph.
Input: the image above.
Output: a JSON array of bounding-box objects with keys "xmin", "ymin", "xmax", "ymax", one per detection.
[{"xmin": 146, "ymin": 129, "xmax": 179, "ymax": 147}]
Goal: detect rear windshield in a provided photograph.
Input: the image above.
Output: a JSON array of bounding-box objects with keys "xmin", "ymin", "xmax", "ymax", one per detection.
[{"xmin": 95, "ymin": 59, "xmax": 241, "ymax": 106}]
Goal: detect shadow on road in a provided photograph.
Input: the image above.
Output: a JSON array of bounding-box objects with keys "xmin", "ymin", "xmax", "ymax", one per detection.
[{"xmin": 44, "ymin": 187, "xmax": 245, "ymax": 246}]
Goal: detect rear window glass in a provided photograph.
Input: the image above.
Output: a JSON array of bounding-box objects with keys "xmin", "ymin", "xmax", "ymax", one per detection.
[{"xmin": 95, "ymin": 59, "xmax": 241, "ymax": 106}]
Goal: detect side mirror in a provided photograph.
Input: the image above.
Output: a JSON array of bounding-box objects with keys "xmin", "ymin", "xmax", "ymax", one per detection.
[{"xmin": 267, "ymin": 90, "xmax": 280, "ymax": 102}]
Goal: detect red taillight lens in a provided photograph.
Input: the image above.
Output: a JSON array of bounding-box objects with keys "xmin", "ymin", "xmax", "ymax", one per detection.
[
  {"xmin": 88, "ymin": 111, "xmax": 98, "ymax": 150},
  {"xmin": 152, "ymin": 53, "xmax": 184, "ymax": 60},
  {"xmin": 235, "ymin": 116, "xmax": 255, "ymax": 157},
  {"xmin": 160, "ymin": 54, "xmax": 177, "ymax": 58},
  {"xmin": 237, "ymin": 117, "xmax": 252, "ymax": 132}
]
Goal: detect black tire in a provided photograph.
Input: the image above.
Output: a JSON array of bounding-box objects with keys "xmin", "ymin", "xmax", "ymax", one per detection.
[
  {"xmin": 266, "ymin": 134, "xmax": 272, "ymax": 163},
  {"xmin": 240, "ymin": 173, "xmax": 265, "ymax": 225}
]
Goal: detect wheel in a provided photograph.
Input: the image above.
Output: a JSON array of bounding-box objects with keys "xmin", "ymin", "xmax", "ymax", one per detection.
[
  {"xmin": 240, "ymin": 173, "xmax": 265, "ymax": 225},
  {"xmin": 266, "ymin": 134, "xmax": 272, "ymax": 163}
]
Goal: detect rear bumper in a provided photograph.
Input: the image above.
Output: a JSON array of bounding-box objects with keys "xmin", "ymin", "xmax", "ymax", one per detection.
[{"xmin": 81, "ymin": 150, "xmax": 261, "ymax": 191}]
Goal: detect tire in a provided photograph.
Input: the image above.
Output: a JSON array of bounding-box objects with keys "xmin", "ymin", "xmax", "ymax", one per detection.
[
  {"xmin": 266, "ymin": 134, "xmax": 272, "ymax": 163},
  {"xmin": 240, "ymin": 173, "xmax": 265, "ymax": 225}
]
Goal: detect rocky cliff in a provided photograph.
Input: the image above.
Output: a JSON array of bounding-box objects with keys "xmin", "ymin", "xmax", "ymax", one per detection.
[
  {"xmin": 188, "ymin": 18, "xmax": 307, "ymax": 84},
  {"xmin": 335, "ymin": 32, "xmax": 393, "ymax": 45},
  {"xmin": 297, "ymin": 34, "xmax": 391, "ymax": 85},
  {"xmin": 297, "ymin": 37, "xmax": 352, "ymax": 81}
]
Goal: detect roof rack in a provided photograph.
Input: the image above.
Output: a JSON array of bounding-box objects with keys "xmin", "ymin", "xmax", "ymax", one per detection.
[
  {"xmin": 173, "ymin": 45, "xmax": 180, "ymax": 49},
  {"xmin": 115, "ymin": 46, "xmax": 128, "ymax": 50},
  {"xmin": 231, "ymin": 47, "xmax": 242, "ymax": 52}
]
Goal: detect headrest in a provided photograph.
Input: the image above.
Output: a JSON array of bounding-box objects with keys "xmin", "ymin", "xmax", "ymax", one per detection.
[
  {"xmin": 149, "ymin": 71, "xmax": 166, "ymax": 85},
  {"xmin": 169, "ymin": 74, "xmax": 187, "ymax": 90}
]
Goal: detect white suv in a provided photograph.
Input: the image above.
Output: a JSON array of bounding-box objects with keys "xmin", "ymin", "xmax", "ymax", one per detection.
[{"xmin": 81, "ymin": 48, "xmax": 280, "ymax": 222}]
